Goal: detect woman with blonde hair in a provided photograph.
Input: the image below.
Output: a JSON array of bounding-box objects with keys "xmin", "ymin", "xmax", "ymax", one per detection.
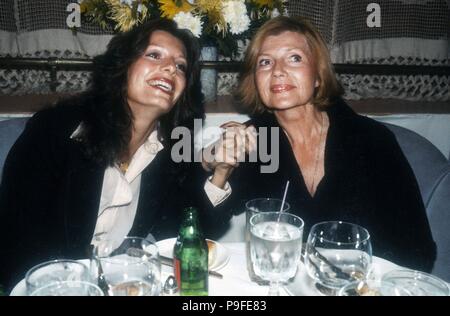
[{"xmin": 207, "ymin": 16, "xmax": 436, "ymax": 272}]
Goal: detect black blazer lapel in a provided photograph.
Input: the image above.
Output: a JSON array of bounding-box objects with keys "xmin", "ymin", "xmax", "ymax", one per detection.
[
  {"xmin": 129, "ymin": 148, "xmax": 180, "ymax": 240},
  {"xmin": 61, "ymin": 142, "xmax": 104, "ymax": 258}
]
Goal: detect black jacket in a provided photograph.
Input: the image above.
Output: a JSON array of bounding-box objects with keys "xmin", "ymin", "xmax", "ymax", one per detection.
[
  {"xmin": 216, "ymin": 98, "xmax": 436, "ymax": 272},
  {"xmin": 0, "ymin": 104, "xmax": 229, "ymax": 291}
]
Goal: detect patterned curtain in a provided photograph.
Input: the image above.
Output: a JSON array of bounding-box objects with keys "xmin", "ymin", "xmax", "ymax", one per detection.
[
  {"xmin": 288, "ymin": 0, "xmax": 450, "ymax": 101},
  {"xmin": 0, "ymin": 0, "xmax": 449, "ymax": 101},
  {"xmin": 0, "ymin": 0, "xmax": 111, "ymax": 95}
]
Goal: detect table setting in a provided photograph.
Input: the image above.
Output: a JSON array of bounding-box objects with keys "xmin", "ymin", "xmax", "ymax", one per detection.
[
  {"xmin": 8, "ymin": 195, "xmax": 450, "ymax": 296},
  {"xmin": 9, "ymin": 239, "xmax": 449, "ymax": 296}
]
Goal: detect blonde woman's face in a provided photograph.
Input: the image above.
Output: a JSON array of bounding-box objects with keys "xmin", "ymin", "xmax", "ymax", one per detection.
[{"xmin": 255, "ymin": 31, "xmax": 319, "ymax": 111}]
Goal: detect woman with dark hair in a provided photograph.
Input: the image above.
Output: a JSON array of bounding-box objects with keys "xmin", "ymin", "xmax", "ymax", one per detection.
[
  {"xmin": 0, "ymin": 18, "xmax": 229, "ymax": 291},
  {"xmin": 207, "ymin": 16, "xmax": 436, "ymax": 272}
]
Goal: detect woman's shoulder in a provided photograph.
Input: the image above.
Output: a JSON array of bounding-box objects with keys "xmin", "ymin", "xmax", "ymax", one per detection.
[
  {"xmin": 27, "ymin": 96, "xmax": 88, "ymax": 136},
  {"xmin": 247, "ymin": 111, "xmax": 278, "ymax": 127},
  {"xmin": 329, "ymin": 98, "xmax": 395, "ymax": 142}
]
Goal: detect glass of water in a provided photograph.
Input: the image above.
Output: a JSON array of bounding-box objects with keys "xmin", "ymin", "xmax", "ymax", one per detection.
[
  {"xmin": 245, "ymin": 198, "xmax": 290, "ymax": 283},
  {"xmin": 25, "ymin": 259, "xmax": 90, "ymax": 295},
  {"xmin": 249, "ymin": 211, "xmax": 304, "ymax": 296},
  {"xmin": 29, "ymin": 280, "xmax": 104, "ymax": 296},
  {"xmin": 91, "ymin": 236, "xmax": 161, "ymax": 296},
  {"xmin": 304, "ymin": 221, "xmax": 372, "ymax": 295}
]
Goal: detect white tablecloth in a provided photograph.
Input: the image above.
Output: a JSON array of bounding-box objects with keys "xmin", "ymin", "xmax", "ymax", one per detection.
[{"xmin": 9, "ymin": 242, "xmax": 406, "ymax": 296}]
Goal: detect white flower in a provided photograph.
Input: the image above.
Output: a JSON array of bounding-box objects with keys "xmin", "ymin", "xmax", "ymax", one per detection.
[
  {"xmin": 173, "ymin": 12, "xmax": 203, "ymax": 38},
  {"xmin": 271, "ymin": 8, "xmax": 281, "ymax": 18},
  {"xmin": 222, "ymin": 0, "xmax": 250, "ymax": 35}
]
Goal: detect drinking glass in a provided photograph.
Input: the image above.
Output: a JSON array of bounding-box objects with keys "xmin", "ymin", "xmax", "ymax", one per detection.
[
  {"xmin": 249, "ymin": 211, "xmax": 304, "ymax": 296},
  {"xmin": 304, "ymin": 221, "xmax": 372, "ymax": 296},
  {"xmin": 25, "ymin": 259, "xmax": 90, "ymax": 295},
  {"xmin": 338, "ymin": 279, "xmax": 411, "ymax": 296},
  {"xmin": 29, "ymin": 280, "xmax": 104, "ymax": 296},
  {"xmin": 91, "ymin": 236, "xmax": 161, "ymax": 296},
  {"xmin": 245, "ymin": 198, "xmax": 290, "ymax": 283},
  {"xmin": 382, "ymin": 269, "xmax": 450, "ymax": 296}
]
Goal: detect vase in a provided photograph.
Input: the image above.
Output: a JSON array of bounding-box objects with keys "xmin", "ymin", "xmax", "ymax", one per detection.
[{"xmin": 200, "ymin": 46, "xmax": 218, "ymax": 103}]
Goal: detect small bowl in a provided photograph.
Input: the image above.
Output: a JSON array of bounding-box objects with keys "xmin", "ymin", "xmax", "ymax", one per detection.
[
  {"xmin": 382, "ymin": 269, "xmax": 449, "ymax": 296},
  {"xmin": 338, "ymin": 279, "xmax": 412, "ymax": 296}
]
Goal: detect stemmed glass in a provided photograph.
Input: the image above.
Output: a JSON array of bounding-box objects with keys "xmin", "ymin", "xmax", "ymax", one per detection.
[
  {"xmin": 91, "ymin": 236, "xmax": 161, "ymax": 296},
  {"xmin": 304, "ymin": 221, "xmax": 372, "ymax": 295},
  {"xmin": 249, "ymin": 211, "xmax": 304, "ymax": 296}
]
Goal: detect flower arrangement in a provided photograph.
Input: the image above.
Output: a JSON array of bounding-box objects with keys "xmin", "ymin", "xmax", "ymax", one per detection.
[{"xmin": 80, "ymin": 0, "xmax": 287, "ymax": 57}]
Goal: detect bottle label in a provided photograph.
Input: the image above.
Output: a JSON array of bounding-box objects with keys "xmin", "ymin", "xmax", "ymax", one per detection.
[{"xmin": 174, "ymin": 257, "xmax": 181, "ymax": 287}]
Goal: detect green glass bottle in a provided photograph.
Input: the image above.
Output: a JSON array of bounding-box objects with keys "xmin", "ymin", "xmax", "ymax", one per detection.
[{"xmin": 173, "ymin": 207, "xmax": 209, "ymax": 296}]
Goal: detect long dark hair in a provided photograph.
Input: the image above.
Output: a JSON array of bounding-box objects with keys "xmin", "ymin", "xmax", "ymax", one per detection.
[{"xmin": 80, "ymin": 18, "xmax": 203, "ymax": 166}]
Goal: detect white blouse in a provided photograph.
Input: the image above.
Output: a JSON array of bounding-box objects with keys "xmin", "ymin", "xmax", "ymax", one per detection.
[{"xmin": 71, "ymin": 125, "xmax": 230, "ymax": 248}]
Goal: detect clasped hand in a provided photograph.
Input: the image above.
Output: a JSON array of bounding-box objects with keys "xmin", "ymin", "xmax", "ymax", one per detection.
[{"xmin": 202, "ymin": 122, "xmax": 257, "ymax": 188}]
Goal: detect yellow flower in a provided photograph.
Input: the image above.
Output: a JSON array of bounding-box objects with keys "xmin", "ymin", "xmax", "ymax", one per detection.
[
  {"xmin": 194, "ymin": 0, "xmax": 227, "ymax": 35},
  {"xmin": 80, "ymin": 0, "xmax": 287, "ymax": 56},
  {"xmin": 158, "ymin": 0, "xmax": 192, "ymax": 19},
  {"xmin": 107, "ymin": 0, "xmax": 138, "ymax": 32},
  {"xmin": 101, "ymin": 0, "xmax": 148, "ymax": 32},
  {"xmin": 79, "ymin": 3, "xmax": 87, "ymax": 13},
  {"xmin": 194, "ymin": 0, "xmax": 222, "ymax": 14}
]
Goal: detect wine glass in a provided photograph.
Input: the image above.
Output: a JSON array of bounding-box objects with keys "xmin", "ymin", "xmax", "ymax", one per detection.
[
  {"xmin": 29, "ymin": 280, "xmax": 104, "ymax": 296},
  {"xmin": 25, "ymin": 259, "xmax": 90, "ymax": 295},
  {"xmin": 91, "ymin": 236, "xmax": 161, "ymax": 296},
  {"xmin": 304, "ymin": 221, "xmax": 372, "ymax": 296},
  {"xmin": 245, "ymin": 198, "xmax": 290, "ymax": 283},
  {"xmin": 249, "ymin": 211, "xmax": 304, "ymax": 296}
]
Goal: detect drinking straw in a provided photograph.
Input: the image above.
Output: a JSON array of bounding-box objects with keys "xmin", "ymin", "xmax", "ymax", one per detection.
[{"xmin": 277, "ymin": 181, "xmax": 290, "ymax": 221}]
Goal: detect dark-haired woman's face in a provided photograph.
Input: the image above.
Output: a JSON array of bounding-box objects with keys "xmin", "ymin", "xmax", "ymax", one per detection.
[
  {"xmin": 255, "ymin": 31, "xmax": 318, "ymax": 111},
  {"xmin": 127, "ymin": 30, "xmax": 187, "ymax": 118}
]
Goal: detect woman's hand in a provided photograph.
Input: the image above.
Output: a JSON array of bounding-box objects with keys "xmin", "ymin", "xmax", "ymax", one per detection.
[{"xmin": 202, "ymin": 121, "xmax": 257, "ymax": 188}]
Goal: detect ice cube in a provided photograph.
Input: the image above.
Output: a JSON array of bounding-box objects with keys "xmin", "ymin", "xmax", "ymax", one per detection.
[{"xmin": 262, "ymin": 222, "xmax": 291, "ymax": 240}]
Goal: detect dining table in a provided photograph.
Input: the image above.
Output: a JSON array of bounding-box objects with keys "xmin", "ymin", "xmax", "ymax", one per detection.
[{"xmin": 11, "ymin": 241, "xmax": 443, "ymax": 296}]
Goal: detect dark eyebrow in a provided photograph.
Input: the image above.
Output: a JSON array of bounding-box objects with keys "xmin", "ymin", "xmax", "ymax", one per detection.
[{"xmin": 146, "ymin": 44, "xmax": 187, "ymax": 60}]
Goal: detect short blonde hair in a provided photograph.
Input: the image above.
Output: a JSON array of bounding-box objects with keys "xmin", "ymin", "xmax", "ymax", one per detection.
[{"xmin": 236, "ymin": 16, "xmax": 343, "ymax": 114}]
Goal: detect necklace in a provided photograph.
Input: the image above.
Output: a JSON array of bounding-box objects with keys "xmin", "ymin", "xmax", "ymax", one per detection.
[
  {"xmin": 119, "ymin": 161, "xmax": 129, "ymax": 174},
  {"xmin": 308, "ymin": 112, "xmax": 325, "ymax": 196}
]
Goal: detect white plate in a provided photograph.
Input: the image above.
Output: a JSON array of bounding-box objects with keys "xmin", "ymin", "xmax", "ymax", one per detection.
[
  {"xmin": 284, "ymin": 257, "xmax": 400, "ymax": 296},
  {"xmin": 10, "ymin": 279, "xmax": 26, "ymax": 296},
  {"xmin": 156, "ymin": 237, "xmax": 230, "ymax": 271}
]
